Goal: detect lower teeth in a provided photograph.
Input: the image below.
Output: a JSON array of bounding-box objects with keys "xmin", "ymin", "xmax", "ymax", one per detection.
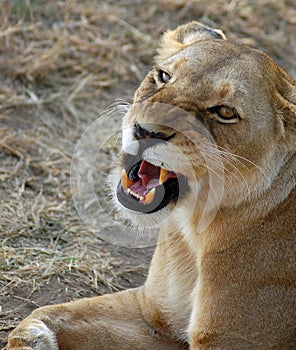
[
  {"xmin": 127, "ymin": 188, "xmax": 144, "ymax": 201},
  {"xmin": 127, "ymin": 188, "xmax": 155, "ymax": 204}
]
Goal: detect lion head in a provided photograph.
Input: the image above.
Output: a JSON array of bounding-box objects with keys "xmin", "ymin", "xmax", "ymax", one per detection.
[{"xmin": 111, "ymin": 22, "xmax": 296, "ymax": 232}]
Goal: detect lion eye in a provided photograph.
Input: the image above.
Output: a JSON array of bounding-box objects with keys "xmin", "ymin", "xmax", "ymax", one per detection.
[
  {"xmin": 159, "ymin": 70, "xmax": 171, "ymax": 84},
  {"xmin": 209, "ymin": 105, "xmax": 240, "ymax": 124},
  {"xmin": 218, "ymin": 106, "xmax": 235, "ymax": 118}
]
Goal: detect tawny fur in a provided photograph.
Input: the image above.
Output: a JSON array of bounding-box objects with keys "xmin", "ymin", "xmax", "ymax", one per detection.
[{"xmin": 8, "ymin": 22, "xmax": 296, "ymax": 350}]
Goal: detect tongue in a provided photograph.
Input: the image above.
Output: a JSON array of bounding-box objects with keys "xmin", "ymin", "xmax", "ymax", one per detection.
[
  {"xmin": 138, "ymin": 160, "xmax": 160, "ymax": 187},
  {"xmin": 128, "ymin": 160, "xmax": 178, "ymax": 199}
]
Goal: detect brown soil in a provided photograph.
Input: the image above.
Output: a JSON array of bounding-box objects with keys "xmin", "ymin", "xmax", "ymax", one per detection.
[{"xmin": 0, "ymin": 0, "xmax": 296, "ymax": 348}]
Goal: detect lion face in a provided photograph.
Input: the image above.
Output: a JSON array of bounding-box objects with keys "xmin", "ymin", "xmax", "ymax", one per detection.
[{"xmin": 112, "ymin": 22, "xmax": 295, "ymax": 229}]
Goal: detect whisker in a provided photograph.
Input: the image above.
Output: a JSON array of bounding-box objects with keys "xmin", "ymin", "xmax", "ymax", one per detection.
[
  {"xmin": 205, "ymin": 155, "xmax": 248, "ymax": 195},
  {"xmin": 214, "ymin": 144, "xmax": 269, "ymax": 180},
  {"xmin": 210, "ymin": 151, "xmax": 252, "ymax": 196},
  {"xmin": 99, "ymin": 99, "xmax": 130, "ymax": 120},
  {"xmin": 190, "ymin": 155, "xmax": 235, "ymax": 194},
  {"xmin": 201, "ymin": 145, "xmax": 262, "ymax": 197}
]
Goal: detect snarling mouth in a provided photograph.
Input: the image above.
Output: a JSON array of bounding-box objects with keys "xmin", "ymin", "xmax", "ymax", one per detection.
[{"xmin": 117, "ymin": 157, "xmax": 189, "ymax": 213}]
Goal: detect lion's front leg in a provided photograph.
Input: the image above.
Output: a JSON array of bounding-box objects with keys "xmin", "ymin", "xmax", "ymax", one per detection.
[
  {"xmin": 7, "ymin": 288, "xmax": 187, "ymax": 350},
  {"xmin": 7, "ymin": 317, "xmax": 58, "ymax": 350}
]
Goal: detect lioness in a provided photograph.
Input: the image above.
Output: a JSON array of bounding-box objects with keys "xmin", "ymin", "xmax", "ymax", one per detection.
[{"xmin": 7, "ymin": 22, "xmax": 296, "ymax": 350}]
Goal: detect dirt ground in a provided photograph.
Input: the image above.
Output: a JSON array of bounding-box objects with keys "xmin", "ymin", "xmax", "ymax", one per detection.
[{"xmin": 0, "ymin": 0, "xmax": 296, "ymax": 348}]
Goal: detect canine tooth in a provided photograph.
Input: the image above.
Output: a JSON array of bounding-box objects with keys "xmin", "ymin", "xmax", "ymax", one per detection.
[
  {"xmin": 144, "ymin": 188, "xmax": 155, "ymax": 204},
  {"xmin": 121, "ymin": 169, "xmax": 134, "ymax": 190},
  {"xmin": 159, "ymin": 168, "xmax": 169, "ymax": 184}
]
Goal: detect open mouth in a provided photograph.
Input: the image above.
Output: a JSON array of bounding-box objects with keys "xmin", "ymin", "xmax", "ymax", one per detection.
[{"xmin": 117, "ymin": 156, "xmax": 189, "ymax": 214}]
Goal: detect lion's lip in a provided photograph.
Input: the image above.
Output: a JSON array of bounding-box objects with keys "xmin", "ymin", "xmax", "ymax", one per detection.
[{"xmin": 117, "ymin": 157, "xmax": 189, "ymax": 214}]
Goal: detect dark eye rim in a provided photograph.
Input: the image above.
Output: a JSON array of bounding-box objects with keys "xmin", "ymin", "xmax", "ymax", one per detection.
[
  {"xmin": 208, "ymin": 105, "xmax": 241, "ymax": 123},
  {"xmin": 157, "ymin": 68, "xmax": 171, "ymax": 84}
]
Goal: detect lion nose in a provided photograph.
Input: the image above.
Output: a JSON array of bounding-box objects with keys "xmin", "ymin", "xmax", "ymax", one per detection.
[
  {"xmin": 133, "ymin": 122, "xmax": 175, "ymax": 141},
  {"xmin": 133, "ymin": 122, "xmax": 166, "ymax": 140}
]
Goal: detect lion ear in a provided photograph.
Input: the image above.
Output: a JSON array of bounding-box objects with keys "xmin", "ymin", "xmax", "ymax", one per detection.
[{"xmin": 156, "ymin": 21, "xmax": 226, "ymax": 63}]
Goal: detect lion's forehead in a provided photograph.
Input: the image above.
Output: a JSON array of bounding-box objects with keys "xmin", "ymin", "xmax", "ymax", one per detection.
[{"xmin": 163, "ymin": 40, "xmax": 266, "ymax": 82}]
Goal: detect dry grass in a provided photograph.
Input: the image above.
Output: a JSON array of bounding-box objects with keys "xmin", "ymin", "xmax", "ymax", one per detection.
[{"xmin": 0, "ymin": 0, "xmax": 296, "ymax": 348}]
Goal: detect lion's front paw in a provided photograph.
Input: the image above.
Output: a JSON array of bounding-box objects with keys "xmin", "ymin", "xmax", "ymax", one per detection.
[{"xmin": 7, "ymin": 319, "xmax": 58, "ymax": 350}]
